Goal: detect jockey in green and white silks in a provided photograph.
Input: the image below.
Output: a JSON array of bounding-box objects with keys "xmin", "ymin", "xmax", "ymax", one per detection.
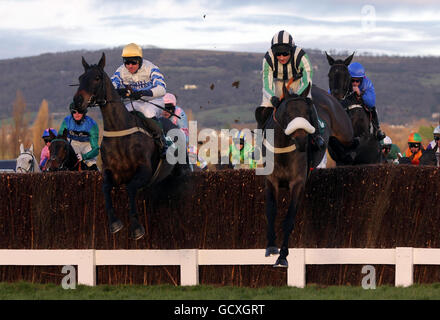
[
  {"xmin": 261, "ymin": 32, "xmax": 313, "ymax": 105},
  {"xmin": 59, "ymin": 103, "xmax": 99, "ymax": 168},
  {"xmin": 259, "ymin": 30, "xmax": 324, "ymax": 150}
]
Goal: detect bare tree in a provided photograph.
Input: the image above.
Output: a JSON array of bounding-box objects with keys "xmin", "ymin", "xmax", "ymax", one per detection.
[
  {"xmin": 11, "ymin": 90, "xmax": 30, "ymax": 157},
  {"xmin": 0, "ymin": 120, "xmax": 8, "ymax": 159},
  {"xmin": 32, "ymin": 99, "xmax": 50, "ymax": 162}
]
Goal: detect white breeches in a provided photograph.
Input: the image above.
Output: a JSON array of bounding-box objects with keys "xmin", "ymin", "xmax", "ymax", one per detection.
[{"xmin": 124, "ymin": 99, "xmax": 164, "ymax": 118}]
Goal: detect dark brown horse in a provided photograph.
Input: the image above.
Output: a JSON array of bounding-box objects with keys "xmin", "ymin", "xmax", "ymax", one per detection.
[
  {"xmin": 45, "ymin": 129, "xmax": 95, "ymax": 171},
  {"xmin": 326, "ymin": 52, "xmax": 381, "ymax": 164},
  {"xmin": 257, "ymin": 83, "xmax": 355, "ymax": 267},
  {"xmin": 73, "ymin": 53, "xmax": 175, "ymax": 240}
]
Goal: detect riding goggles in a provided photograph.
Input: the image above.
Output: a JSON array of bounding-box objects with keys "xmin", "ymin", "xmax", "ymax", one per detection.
[
  {"xmin": 434, "ymin": 136, "xmax": 440, "ymax": 141},
  {"xmin": 351, "ymin": 78, "xmax": 362, "ymax": 83},
  {"xmin": 43, "ymin": 138, "xmax": 52, "ymax": 144},
  {"xmin": 408, "ymin": 143, "xmax": 421, "ymax": 148},
  {"xmin": 124, "ymin": 59, "xmax": 139, "ymax": 66},
  {"xmin": 275, "ymin": 52, "xmax": 290, "ymax": 57},
  {"xmin": 72, "ymin": 110, "xmax": 85, "ymax": 115},
  {"xmin": 382, "ymin": 146, "xmax": 391, "ymax": 151}
]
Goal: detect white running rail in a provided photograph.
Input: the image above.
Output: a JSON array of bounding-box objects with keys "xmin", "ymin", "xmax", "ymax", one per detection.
[{"xmin": 0, "ymin": 247, "xmax": 437, "ymax": 287}]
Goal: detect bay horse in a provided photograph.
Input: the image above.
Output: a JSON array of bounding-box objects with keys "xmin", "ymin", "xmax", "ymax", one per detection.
[
  {"xmin": 16, "ymin": 143, "xmax": 41, "ymax": 173},
  {"xmin": 257, "ymin": 83, "xmax": 355, "ymax": 267},
  {"xmin": 326, "ymin": 52, "xmax": 381, "ymax": 164},
  {"xmin": 73, "ymin": 53, "xmax": 175, "ymax": 240},
  {"xmin": 45, "ymin": 129, "xmax": 96, "ymax": 171}
]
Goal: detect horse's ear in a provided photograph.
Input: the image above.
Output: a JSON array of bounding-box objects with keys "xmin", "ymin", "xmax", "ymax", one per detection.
[
  {"xmin": 62, "ymin": 128, "xmax": 68, "ymax": 139},
  {"xmin": 82, "ymin": 56, "xmax": 90, "ymax": 71},
  {"xmin": 29, "ymin": 144, "xmax": 34, "ymax": 153},
  {"xmin": 325, "ymin": 51, "xmax": 335, "ymax": 66},
  {"xmin": 344, "ymin": 52, "xmax": 355, "ymax": 66},
  {"xmin": 301, "ymin": 83, "xmax": 311, "ymax": 98},
  {"xmin": 20, "ymin": 143, "xmax": 24, "ymax": 154},
  {"xmin": 98, "ymin": 52, "xmax": 106, "ymax": 69},
  {"xmin": 49, "ymin": 129, "xmax": 56, "ymax": 139}
]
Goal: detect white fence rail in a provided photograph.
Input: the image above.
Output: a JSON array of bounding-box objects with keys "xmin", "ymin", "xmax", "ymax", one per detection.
[{"xmin": 0, "ymin": 247, "xmax": 439, "ymax": 287}]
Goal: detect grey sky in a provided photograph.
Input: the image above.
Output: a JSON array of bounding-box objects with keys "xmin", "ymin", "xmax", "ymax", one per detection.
[{"xmin": 0, "ymin": 0, "xmax": 439, "ymax": 59}]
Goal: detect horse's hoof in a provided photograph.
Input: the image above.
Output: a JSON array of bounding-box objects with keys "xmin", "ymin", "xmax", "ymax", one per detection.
[
  {"xmin": 265, "ymin": 246, "xmax": 279, "ymax": 257},
  {"xmin": 109, "ymin": 219, "xmax": 123, "ymax": 234},
  {"xmin": 273, "ymin": 257, "xmax": 288, "ymax": 268},
  {"xmin": 130, "ymin": 225, "xmax": 146, "ymax": 240}
]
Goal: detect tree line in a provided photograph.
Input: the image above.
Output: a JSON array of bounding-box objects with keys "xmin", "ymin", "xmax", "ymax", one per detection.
[{"xmin": 0, "ymin": 90, "xmax": 53, "ymax": 160}]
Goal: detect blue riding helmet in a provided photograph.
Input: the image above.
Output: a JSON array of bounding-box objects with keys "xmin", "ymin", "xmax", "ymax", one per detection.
[
  {"xmin": 348, "ymin": 62, "xmax": 366, "ymax": 78},
  {"xmin": 42, "ymin": 128, "xmax": 58, "ymax": 138}
]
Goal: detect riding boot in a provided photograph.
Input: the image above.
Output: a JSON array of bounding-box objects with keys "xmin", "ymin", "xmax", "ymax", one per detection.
[
  {"xmin": 370, "ymin": 107, "xmax": 386, "ymax": 141},
  {"xmin": 142, "ymin": 117, "xmax": 168, "ymax": 158},
  {"xmin": 309, "ymin": 103, "xmax": 325, "ymax": 150}
]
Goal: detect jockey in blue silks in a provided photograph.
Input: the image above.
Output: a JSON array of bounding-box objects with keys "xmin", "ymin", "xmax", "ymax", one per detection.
[
  {"xmin": 59, "ymin": 103, "xmax": 100, "ymax": 170},
  {"xmin": 348, "ymin": 62, "xmax": 385, "ymax": 141},
  {"xmin": 111, "ymin": 43, "xmax": 168, "ymax": 158}
]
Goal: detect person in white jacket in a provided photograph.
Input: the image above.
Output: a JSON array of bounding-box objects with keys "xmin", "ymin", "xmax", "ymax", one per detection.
[{"xmin": 111, "ymin": 43, "xmax": 168, "ymax": 157}]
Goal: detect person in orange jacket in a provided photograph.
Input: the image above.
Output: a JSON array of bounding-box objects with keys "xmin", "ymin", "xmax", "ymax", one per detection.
[{"xmin": 402, "ymin": 132, "xmax": 425, "ymax": 165}]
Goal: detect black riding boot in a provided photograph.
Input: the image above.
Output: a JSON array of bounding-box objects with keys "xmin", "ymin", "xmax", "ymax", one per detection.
[
  {"xmin": 309, "ymin": 104, "xmax": 325, "ymax": 150},
  {"xmin": 142, "ymin": 117, "xmax": 168, "ymax": 158},
  {"xmin": 370, "ymin": 107, "xmax": 386, "ymax": 141}
]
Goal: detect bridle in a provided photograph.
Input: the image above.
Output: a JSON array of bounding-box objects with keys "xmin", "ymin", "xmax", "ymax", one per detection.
[
  {"xmin": 328, "ymin": 63, "xmax": 351, "ymax": 101},
  {"xmin": 16, "ymin": 151, "xmax": 36, "ymax": 173},
  {"xmin": 272, "ymin": 96, "xmax": 312, "ymax": 132},
  {"xmin": 80, "ymin": 66, "xmax": 116, "ymax": 109},
  {"xmin": 48, "ymin": 138, "xmax": 73, "ymax": 171}
]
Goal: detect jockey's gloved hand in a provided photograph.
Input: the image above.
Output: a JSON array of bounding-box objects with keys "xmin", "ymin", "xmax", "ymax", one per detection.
[
  {"xmin": 141, "ymin": 89, "xmax": 153, "ymax": 97},
  {"xmin": 129, "ymin": 91, "xmax": 143, "ymax": 100},
  {"xmin": 76, "ymin": 153, "xmax": 83, "ymax": 161},
  {"xmin": 117, "ymin": 88, "xmax": 129, "ymax": 97},
  {"xmin": 270, "ymin": 96, "xmax": 281, "ymax": 108}
]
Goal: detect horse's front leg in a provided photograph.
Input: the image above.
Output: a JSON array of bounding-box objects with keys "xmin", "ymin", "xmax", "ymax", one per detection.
[
  {"xmin": 103, "ymin": 169, "xmax": 123, "ymax": 234},
  {"xmin": 275, "ymin": 177, "xmax": 306, "ymax": 267},
  {"xmin": 265, "ymin": 179, "xmax": 279, "ymax": 257},
  {"xmin": 126, "ymin": 165, "xmax": 152, "ymax": 240}
]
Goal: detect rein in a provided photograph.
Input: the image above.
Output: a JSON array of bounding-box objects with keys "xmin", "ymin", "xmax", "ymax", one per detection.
[{"xmin": 267, "ymin": 96, "xmax": 310, "ymax": 154}]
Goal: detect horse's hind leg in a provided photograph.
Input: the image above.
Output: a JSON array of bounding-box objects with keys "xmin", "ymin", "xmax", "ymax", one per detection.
[
  {"xmin": 103, "ymin": 170, "xmax": 123, "ymax": 234},
  {"xmin": 265, "ymin": 179, "xmax": 279, "ymax": 257},
  {"xmin": 126, "ymin": 165, "xmax": 152, "ymax": 240}
]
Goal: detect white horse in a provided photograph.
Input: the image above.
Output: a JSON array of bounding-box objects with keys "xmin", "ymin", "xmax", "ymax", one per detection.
[{"xmin": 15, "ymin": 143, "xmax": 41, "ymax": 173}]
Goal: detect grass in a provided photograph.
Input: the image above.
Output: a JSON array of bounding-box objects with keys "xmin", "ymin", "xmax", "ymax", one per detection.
[{"xmin": 2, "ymin": 282, "xmax": 440, "ymax": 300}]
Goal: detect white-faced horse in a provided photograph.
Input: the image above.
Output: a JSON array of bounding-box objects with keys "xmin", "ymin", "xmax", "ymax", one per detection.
[{"xmin": 15, "ymin": 143, "xmax": 41, "ymax": 173}]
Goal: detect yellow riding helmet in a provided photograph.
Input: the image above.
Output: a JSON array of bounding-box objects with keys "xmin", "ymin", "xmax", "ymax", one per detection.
[{"xmin": 121, "ymin": 43, "xmax": 143, "ymax": 58}]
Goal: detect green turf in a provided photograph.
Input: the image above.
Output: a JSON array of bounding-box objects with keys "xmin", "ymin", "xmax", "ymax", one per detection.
[{"xmin": 2, "ymin": 282, "xmax": 440, "ymax": 300}]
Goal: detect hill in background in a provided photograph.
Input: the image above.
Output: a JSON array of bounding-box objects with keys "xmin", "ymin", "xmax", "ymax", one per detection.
[{"xmin": 0, "ymin": 47, "xmax": 439, "ymax": 128}]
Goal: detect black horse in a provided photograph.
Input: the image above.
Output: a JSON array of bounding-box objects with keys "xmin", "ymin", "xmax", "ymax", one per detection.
[
  {"xmin": 46, "ymin": 129, "xmax": 96, "ymax": 171},
  {"xmin": 419, "ymin": 147, "xmax": 439, "ymax": 166},
  {"xmin": 257, "ymin": 83, "xmax": 355, "ymax": 267},
  {"xmin": 326, "ymin": 52, "xmax": 382, "ymax": 164},
  {"xmin": 73, "ymin": 53, "xmax": 176, "ymax": 240}
]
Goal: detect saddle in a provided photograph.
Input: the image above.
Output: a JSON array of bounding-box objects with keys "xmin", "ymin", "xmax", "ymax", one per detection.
[{"xmin": 130, "ymin": 111, "xmax": 163, "ymax": 136}]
